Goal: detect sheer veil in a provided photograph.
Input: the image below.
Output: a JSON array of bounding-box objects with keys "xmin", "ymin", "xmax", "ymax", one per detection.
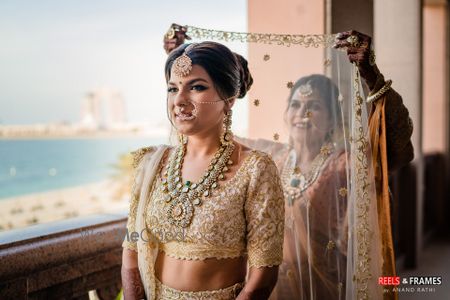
[{"xmin": 183, "ymin": 25, "xmax": 388, "ymax": 300}]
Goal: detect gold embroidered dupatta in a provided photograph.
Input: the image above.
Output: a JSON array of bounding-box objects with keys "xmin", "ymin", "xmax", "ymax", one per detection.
[
  {"xmin": 182, "ymin": 25, "xmax": 393, "ymax": 299},
  {"xmin": 135, "ymin": 145, "xmax": 169, "ymax": 299}
]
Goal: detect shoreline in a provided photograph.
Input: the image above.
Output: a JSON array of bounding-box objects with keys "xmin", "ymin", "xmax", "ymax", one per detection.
[
  {"xmin": 0, "ymin": 178, "xmax": 130, "ymax": 232},
  {"xmin": 0, "ymin": 132, "xmax": 167, "ymax": 141},
  {"xmin": 0, "ymin": 180, "xmax": 110, "ymax": 202}
]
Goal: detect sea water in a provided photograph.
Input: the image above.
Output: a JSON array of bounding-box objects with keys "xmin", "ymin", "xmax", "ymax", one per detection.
[{"xmin": 0, "ymin": 137, "xmax": 165, "ymax": 199}]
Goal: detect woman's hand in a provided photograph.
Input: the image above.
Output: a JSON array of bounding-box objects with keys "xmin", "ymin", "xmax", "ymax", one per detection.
[
  {"xmin": 333, "ymin": 30, "xmax": 379, "ymax": 90},
  {"xmin": 163, "ymin": 23, "xmax": 191, "ymax": 54},
  {"xmin": 236, "ymin": 266, "xmax": 278, "ymax": 300}
]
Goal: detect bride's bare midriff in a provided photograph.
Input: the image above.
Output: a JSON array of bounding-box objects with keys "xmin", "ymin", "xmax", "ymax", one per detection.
[{"xmin": 155, "ymin": 252, "xmax": 247, "ymax": 291}]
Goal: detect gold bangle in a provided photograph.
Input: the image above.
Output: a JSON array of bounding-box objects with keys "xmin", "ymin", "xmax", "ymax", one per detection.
[{"xmin": 367, "ymin": 79, "xmax": 392, "ymax": 103}]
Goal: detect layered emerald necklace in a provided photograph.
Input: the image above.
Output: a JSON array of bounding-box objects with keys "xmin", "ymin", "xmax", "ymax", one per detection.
[{"xmin": 162, "ymin": 142, "xmax": 235, "ymax": 228}]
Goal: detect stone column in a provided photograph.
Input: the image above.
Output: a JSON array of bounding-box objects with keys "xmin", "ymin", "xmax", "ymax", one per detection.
[
  {"xmin": 423, "ymin": 2, "xmax": 447, "ymax": 153},
  {"xmin": 374, "ymin": 0, "xmax": 424, "ymax": 268},
  {"xmin": 326, "ymin": 0, "xmax": 373, "ymax": 36}
]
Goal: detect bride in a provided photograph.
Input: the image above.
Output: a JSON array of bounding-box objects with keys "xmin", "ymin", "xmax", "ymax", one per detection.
[{"xmin": 121, "ymin": 40, "xmax": 285, "ymax": 299}]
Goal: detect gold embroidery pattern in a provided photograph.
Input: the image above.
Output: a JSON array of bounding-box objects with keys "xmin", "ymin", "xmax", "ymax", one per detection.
[
  {"xmin": 155, "ymin": 278, "xmax": 243, "ymax": 299},
  {"xmin": 122, "ymin": 194, "xmax": 139, "ymax": 251},
  {"xmin": 186, "ymin": 25, "xmax": 337, "ymax": 48},
  {"xmin": 273, "ymin": 133, "xmax": 280, "ymax": 141},
  {"xmin": 339, "ymin": 187, "xmax": 348, "ymax": 197},
  {"xmin": 246, "ymin": 154, "xmax": 285, "ymax": 267},
  {"xmin": 141, "ymin": 150, "xmax": 284, "ymax": 267},
  {"xmin": 326, "ymin": 240, "xmax": 336, "ymax": 251},
  {"xmin": 123, "ymin": 147, "xmax": 157, "ymax": 251},
  {"xmin": 352, "ymin": 65, "xmax": 372, "ymax": 299},
  {"xmin": 131, "ymin": 146, "xmax": 155, "ymax": 168}
]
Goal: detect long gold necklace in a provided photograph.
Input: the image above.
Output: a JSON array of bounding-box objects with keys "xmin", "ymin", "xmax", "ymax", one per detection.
[
  {"xmin": 282, "ymin": 144, "xmax": 333, "ymax": 206},
  {"xmin": 162, "ymin": 142, "xmax": 235, "ymax": 228}
]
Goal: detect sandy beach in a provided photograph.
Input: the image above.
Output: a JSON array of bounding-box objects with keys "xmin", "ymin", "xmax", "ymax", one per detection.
[{"xmin": 0, "ymin": 179, "xmax": 131, "ymax": 232}]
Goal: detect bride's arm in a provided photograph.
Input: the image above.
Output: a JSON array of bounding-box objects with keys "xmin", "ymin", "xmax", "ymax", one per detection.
[
  {"xmin": 236, "ymin": 267, "xmax": 279, "ymax": 300},
  {"xmin": 121, "ymin": 249, "xmax": 145, "ymax": 300},
  {"xmin": 242, "ymin": 153, "xmax": 285, "ymax": 299},
  {"xmin": 334, "ymin": 30, "xmax": 414, "ymax": 171},
  {"xmin": 368, "ymin": 69, "xmax": 414, "ymax": 171}
]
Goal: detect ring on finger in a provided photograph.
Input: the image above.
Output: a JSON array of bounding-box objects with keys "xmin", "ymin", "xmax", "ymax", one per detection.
[
  {"xmin": 360, "ymin": 41, "xmax": 370, "ymax": 49},
  {"xmin": 346, "ymin": 35, "xmax": 360, "ymax": 47},
  {"xmin": 165, "ymin": 27, "xmax": 175, "ymax": 39}
]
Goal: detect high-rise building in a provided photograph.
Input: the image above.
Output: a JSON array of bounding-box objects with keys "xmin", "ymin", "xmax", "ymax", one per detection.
[{"xmin": 80, "ymin": 88, "xmax": 126, "ymax": 129}]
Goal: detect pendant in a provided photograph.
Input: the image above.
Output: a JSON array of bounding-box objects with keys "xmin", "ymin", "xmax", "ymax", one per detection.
[
  {"xmin": 167, "ymin": 195, "xmax": 194, "ymax": 228},
  {"xmin": 164, "ymin": 142, "xmax": 235, "ymax": 228}
]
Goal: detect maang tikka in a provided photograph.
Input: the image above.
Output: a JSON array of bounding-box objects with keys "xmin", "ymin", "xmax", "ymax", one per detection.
[
  {"xmin": 172, "ymin": 44, "xmax": 197, "ymax": 77},
  {"xmin": 298, "ymin": 81, "xmax": 313, "ymax": 98}
]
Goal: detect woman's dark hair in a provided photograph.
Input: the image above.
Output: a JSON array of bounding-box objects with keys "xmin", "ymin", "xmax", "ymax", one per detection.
[
  {"xmin": 287, "ymin": 74, "xmax": 341, "ymax": 124},
  {"xmin": 165, "ymin": 42, "xmax": 253, "ymax": 99}
]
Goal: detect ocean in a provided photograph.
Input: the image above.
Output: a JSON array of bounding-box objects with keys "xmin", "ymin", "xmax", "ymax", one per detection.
[{"xmin": 0, "ymin": 137, "xmax": 166, "ymax": 199}]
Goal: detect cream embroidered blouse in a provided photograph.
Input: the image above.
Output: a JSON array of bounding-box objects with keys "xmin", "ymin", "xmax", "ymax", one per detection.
[{"xmin": 123, "ymin": 147, "xmax": 285, "ymax": 268}]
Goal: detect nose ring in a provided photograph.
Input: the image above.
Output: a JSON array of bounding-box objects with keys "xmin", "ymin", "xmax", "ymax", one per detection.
[
  {"xmin": 304, "ymin": 110, "xmax": 313, "ymax": 118},
  {"xmin": 174, "ymin": 106, "xmax": 184, "ymax": 114}
]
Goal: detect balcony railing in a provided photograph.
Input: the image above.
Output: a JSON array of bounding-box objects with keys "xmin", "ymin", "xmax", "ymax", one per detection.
[{"xmin": 0, "ymin": 212, "xmax": 127, "ymax": 300}]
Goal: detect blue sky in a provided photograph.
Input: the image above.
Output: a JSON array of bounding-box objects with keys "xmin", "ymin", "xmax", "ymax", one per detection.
[{"xmin": 0, "ymin": 0, "xmax": 248, "ymax": 128}]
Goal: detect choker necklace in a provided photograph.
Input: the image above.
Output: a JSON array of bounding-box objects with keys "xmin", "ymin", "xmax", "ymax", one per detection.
[
  {"xmin": 162, "ymin": 142, "xmax": 235, "ymax": 228},
  {"xmin": 282, "ymin": 144, "xmax": 333, "ymax": 206}
]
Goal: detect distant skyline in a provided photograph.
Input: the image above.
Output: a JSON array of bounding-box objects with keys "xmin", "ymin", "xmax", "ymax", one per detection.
[{"xmin": 0, "ymin": 1, "xmax": 248, "ymax": 131}]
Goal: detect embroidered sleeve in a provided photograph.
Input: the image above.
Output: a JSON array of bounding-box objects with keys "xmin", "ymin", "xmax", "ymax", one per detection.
[
  {"xmin": 122, "ymin": 146, "xmax": 156, "ymax": 251},
  {"xmin": 245, "ymin": 153, "xmax": 285, "ymax": 268}
]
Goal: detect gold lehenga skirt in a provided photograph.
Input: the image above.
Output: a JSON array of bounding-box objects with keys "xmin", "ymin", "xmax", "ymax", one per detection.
[{"xmin": 155, "ymin": 278, "xmax": 244, "ymax": 300}]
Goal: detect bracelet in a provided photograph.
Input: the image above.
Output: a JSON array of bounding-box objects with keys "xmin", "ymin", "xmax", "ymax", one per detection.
[{"xmin": 367, "ymin": 79, "xmax": 392, "ymax": 103}]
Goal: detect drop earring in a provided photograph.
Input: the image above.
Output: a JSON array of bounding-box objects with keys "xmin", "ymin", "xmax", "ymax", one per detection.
[
  {"xmin": 220, "ymin": 110, "xmax": 233, "ymax": 146},
  {"xmin": 178, "ymin": 133, "xmax": 187, "ymax": 145}
]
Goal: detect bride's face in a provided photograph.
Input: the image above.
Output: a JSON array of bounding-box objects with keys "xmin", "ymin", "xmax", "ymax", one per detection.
[
  {"xmin": 286, "ymin": 89, "xmax": 332, "ymax": 147},
  {"xmin": 167, "ymin": 64, "xmax": 226, "ymax": 137}
]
